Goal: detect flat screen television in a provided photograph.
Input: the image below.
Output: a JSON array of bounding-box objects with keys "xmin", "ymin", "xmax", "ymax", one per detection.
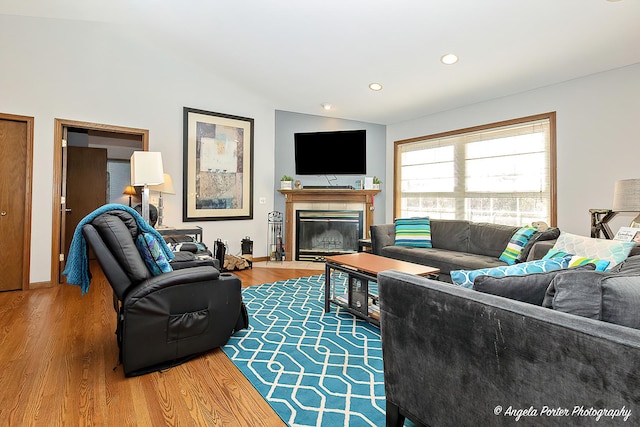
[{"xmin": 294, "ymin": 130, "xmax": 366, "ymax": 175}]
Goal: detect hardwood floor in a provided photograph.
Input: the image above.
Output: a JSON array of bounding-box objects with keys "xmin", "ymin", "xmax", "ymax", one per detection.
[{"xmin": 0, "ymin": 263, "xmax": 323, "ymax": 426}]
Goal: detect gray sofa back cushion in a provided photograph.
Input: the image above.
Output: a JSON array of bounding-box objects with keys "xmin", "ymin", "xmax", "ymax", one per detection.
[
  {"xmin": 544, "ymin": 257, "xmax": 640, "ymax": 329},
  {"xmin": 430, "ymin": 219, "xmax": 469, "ymax": 252},
  {"xmin": 473, "ymin": 263, "xmax": 596, "ymax": 306},
  {"xmin": 468, "ymin": 222, "xmax": 519, "ymax": 258}
]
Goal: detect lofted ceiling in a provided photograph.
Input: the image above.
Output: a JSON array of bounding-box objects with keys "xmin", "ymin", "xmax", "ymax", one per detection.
[{"xmin": 2, "ymin": 0, "xmax": 640, "ymax": 124}]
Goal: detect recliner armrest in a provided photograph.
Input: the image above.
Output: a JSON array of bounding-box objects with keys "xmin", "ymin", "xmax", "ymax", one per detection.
[{"xmin": 125, "ymin": 266, "xmax": 220, "ymax": 303}]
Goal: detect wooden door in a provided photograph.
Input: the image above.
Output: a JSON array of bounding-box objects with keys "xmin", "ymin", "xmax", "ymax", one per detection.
[
  {"xmin": 0, "ymin": 114, "xmax": 33, "ymax": 291},
  {"xmin": 62, "ymin": 146, "xmax": 107, "ymax": 266}
]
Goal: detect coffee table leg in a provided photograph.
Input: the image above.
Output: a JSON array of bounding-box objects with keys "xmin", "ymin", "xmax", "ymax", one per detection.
[{"xmin": 324, "ymin": 263, "xmax": 331, "ymax": 313}]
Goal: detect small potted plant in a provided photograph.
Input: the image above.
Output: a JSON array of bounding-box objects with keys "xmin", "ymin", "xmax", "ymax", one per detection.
[
  {"xmin": 280, "ymin": 175, "xmax": 294, "ymax": 190},
  {"xmin": 372, "ymin": 176, "xmax": 382, "ymax": 190}
]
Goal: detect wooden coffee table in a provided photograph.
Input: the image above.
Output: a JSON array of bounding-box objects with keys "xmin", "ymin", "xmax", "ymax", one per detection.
[{"xmin": 324, "ymin": 253, "xmax": 439, "ymax": 325}]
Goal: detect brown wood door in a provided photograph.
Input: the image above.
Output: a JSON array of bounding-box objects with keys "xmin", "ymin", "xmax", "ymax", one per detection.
[
  {"xmin": 62, "ymin": 146, "xmax": 107, "ymax": 266},
  {"xmin": 0, "ymin": 115, "xmax": 33, "ymax": 292}
]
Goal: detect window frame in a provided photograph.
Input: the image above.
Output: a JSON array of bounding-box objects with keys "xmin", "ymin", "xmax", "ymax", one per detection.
[{"xmin": 393, "ymin": 112, "xmax": 557, "ymax": 226}]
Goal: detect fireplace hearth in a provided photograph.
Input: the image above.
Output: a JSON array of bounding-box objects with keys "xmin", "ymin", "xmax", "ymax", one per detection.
[{"xmin": 296, "ymin": 210, "xmax": 363, "ymax": 261}]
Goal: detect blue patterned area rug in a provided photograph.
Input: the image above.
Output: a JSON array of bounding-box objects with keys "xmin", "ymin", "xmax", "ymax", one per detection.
[{"xmin": 222, "ymin": 274, "xmax": 387, "ymax": 427}]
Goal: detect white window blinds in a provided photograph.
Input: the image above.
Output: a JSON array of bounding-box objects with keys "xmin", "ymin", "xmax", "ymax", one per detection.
[{"xmin": 395, "ymin": 113, "xmax": 556, "ymax": 226}]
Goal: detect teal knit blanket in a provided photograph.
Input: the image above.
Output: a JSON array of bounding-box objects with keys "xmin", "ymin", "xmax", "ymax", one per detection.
[{"xmin": 63, "ymin": 204, "xmax": 175, "ymax": 294}]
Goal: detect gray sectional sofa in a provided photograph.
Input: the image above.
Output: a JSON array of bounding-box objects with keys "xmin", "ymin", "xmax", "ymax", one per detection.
[
  {"xmin": 378, "ymin": 254, "xmax": 640, "ymax": 426},
  {"xmin": 370, "ymin": 219, "xmax": 559, "ymax": 283}
]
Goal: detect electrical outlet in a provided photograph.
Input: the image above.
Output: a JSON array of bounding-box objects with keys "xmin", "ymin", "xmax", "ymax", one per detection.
[{"xmin": 259, "ymin": 197, "xmax": 266, "ymax": 204}]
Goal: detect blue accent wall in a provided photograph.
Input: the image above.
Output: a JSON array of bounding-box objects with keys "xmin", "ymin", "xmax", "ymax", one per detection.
[{"xmin": 274, "ymin": 110, "xmax": 386, "ymax": 227}]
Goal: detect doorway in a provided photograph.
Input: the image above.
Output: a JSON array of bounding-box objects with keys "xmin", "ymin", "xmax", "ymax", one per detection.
[
  {"xmin": 0, "ymin": 113, "xmax": 33, "ymax": 291},
  {"xmin": 51, "ymin": 119, "xmax": 148, "ymax": 285}
]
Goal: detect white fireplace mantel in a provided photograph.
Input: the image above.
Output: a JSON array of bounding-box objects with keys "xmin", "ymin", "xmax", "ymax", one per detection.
[{"xmin": 277, "ymin": 189, "xmax": 380, "ymax": 261}]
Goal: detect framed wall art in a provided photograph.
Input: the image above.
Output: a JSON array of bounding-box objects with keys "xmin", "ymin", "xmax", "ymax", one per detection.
[{"xmin": 183, "ymin": 107, "xmax": 254, "ymax": 221}]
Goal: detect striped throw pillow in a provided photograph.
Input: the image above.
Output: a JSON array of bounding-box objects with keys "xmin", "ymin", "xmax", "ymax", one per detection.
[
  {"xmin": 499, "ymin": 226, "xmax": 538, "ymax": 265},
  {"xmin": 395, "ymin": 217, "xmax": 432, "ymax": 248}
]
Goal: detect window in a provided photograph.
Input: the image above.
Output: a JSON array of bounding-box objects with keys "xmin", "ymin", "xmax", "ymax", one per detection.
[{"xmin": 394, "ymin": 112, "xmax": 556, "ymax": 226}]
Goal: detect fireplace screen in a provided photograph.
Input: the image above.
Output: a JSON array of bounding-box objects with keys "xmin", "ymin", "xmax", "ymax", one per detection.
[{"xmin": 296, "ymin": 210, "xmax": 363, "ymax": 261}]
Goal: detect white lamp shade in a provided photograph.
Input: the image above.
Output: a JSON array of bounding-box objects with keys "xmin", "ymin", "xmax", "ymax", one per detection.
[
  {"xmin": 130, "ymin": 151, "xmax": 164, "ymax": 186},
  {"xmin": 149, "ymin": 173, "xmax": 175, "ymax": 194},
  {"xmin": 612, "ymin": 179, "xmax": 640, "ymax": 212}
]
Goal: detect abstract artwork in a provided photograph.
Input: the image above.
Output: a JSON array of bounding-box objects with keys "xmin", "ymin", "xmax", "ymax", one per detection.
[{"xmin": 183, "ymin": 107, "xmax": 253, "ymax": 220}]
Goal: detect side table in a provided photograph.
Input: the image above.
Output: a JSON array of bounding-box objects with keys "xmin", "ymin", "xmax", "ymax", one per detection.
[
  {"xmin": 589, "ymin": 209, "xmax": 617, "ymax": 239},
  {"xmin": 157, "ymin": 226, "xmax": 203, "ymax": 243}
]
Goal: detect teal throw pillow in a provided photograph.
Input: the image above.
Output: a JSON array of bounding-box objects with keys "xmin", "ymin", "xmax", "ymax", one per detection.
[
  {"xmin": 395, "ymin": 217, "xmax": 432, "ymax": 248},
  {"xmin": 543, "ymin": 248, "xmax": 571, "ymax": 260},
  {"xmin": 450, "ymin": 258, "xmax": 571, "ymax": 288},
  {"xmin": 541, "ymin": 248, "xmax": 609, "ymax": 271},
  {"xmin": 499, "ymin": 226, "xmax": 538, "ymax": 265},
  {"xmin": 567, "ymin": 255, "xmax": 610, "ymax": 271},
  {"xmin": 136, "ymin": 232, "xmax": 173, "ymax": 275}
]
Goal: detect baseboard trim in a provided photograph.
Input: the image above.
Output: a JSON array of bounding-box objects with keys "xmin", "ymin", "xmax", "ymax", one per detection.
[{"xmin": 29, "ymin": 281, "xmax": 53, "ymax": 290}]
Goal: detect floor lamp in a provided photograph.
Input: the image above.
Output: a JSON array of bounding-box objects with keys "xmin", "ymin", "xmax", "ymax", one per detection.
[
  {"xmin": 149, "ymin": 173, "xmax": 175, "ymax": 228},
  {"xmin": 130, "ymin": 151, "xmax": 164, "ymax": 224}
]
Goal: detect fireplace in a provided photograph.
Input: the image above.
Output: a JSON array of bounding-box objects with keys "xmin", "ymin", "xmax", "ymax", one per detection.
[{"xmin": 295, "ymin": 210, "xmax": 363, "ymax": 261}]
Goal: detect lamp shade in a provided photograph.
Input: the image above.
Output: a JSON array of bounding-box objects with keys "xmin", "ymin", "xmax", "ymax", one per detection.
[
  {"xmin": 149, "ymin": 173, "xmax": 175, "ymax": 194},
  {"xmin": 612, "ymin": 179, "xmax": 640, "ymax": 212},
  {"xmin": 123, "ymin": 185, "xmax": 137, "ymax": 196},
  {"xmin": 130, "ymin": 151, "xmax": 164, "ymax": 186}
]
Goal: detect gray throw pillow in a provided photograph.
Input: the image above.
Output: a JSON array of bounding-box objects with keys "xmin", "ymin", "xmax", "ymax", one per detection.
[
  {"xmin": 542, "ymin": 270, "xmax": 605, "ymax": 317},
  {"xmin": 601, "ymin": 275, "xmax": 640, "ymax": 329},
  {"xmin": 473, "ymin": 263, "xmax": 595, "ymax": 306}
]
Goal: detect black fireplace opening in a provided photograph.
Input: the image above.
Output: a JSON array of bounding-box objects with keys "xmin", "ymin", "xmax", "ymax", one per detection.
[{"xmin": 295, "ymin": 210, "xmax": 363, "ymax": 261}]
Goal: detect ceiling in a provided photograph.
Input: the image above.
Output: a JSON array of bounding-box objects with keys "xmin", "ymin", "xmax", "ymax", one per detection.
[{"xmin": 2, "ymin": 0, "xmax": 640, "ymax": 125}]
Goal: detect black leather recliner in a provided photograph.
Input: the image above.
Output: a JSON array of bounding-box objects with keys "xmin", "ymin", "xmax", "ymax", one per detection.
[{"xmin": 81, "ymin": 209, "xmax": 247, "ymax": 377}]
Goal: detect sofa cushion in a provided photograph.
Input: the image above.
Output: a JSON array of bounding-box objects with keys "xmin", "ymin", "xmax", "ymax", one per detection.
[
  {"xmin": 544, "ymin": 270, "xmax": 640, "ymax": 329},
  {"xmin": 609, "ymin": 254, "xmax": 640, "ymax": 274},
  {"xmin": 551, "ymin": 231, "xmax": 635, "ymax": 271},
  {"xmin": 380, "ymin": 246, "xmax": 506, "ymax": 277},
  {"xmin": 473, "ymin": 263, "xmax": 596, "ymax": 305},
  {"xmin": 451, "ymin": 257, "xmax": 571, "ymax": 288},
  {"xmin": 468, "ymin": 222, "xmax": 519, "ymax": 258},
  {"xmin": 429, "ymin": 219, "xmax": 470, "ymax": 252},
  {"xmin": 394, "ymin": 217, "xmax": 432, "ymax": 248},
  {"xmin": 499, "ymin": 226, "xmax": 538, "ymax": 265}
]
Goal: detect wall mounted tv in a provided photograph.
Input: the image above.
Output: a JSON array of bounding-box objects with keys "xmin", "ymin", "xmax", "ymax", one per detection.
[{"xmin": 294, "ymin": 130, "xmax": 366, "ymax": 175}]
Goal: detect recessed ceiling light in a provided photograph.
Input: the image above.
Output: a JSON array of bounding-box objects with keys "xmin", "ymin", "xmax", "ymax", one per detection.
[
  {"xmin": 321, "ymin": 103, "xmax": 332, "ymax": 110},
  {"xmin": 441, "ymin": 53, "xmax": 459, "ymax": 65},
  {"xmin": 368, "ymin": 83, "xmax": 383, "ymax": 91}
]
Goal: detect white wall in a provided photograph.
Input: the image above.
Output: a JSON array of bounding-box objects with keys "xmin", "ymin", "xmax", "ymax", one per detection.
[
  {"xmin": 386, "ymin": 63, "xmax": 640, "ymax": 236},
  {"xmin": 0, "ymin": 15, "xmax": 276, "ymax": 284}
]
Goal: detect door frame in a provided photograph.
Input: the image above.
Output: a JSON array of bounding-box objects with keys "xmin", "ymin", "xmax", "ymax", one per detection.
[
  {"xmin": 51, "ymin": 119, "xmax": 149, "ymax": 286},
  {"xmin": 0, "ymin": 113, "xmax": 34, "ymax": 291}
]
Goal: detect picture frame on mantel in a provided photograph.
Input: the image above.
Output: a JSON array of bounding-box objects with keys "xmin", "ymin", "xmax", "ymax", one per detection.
[{"xmin": 183, "ymin": 107, "xmax": 254, "ymax": 221}]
